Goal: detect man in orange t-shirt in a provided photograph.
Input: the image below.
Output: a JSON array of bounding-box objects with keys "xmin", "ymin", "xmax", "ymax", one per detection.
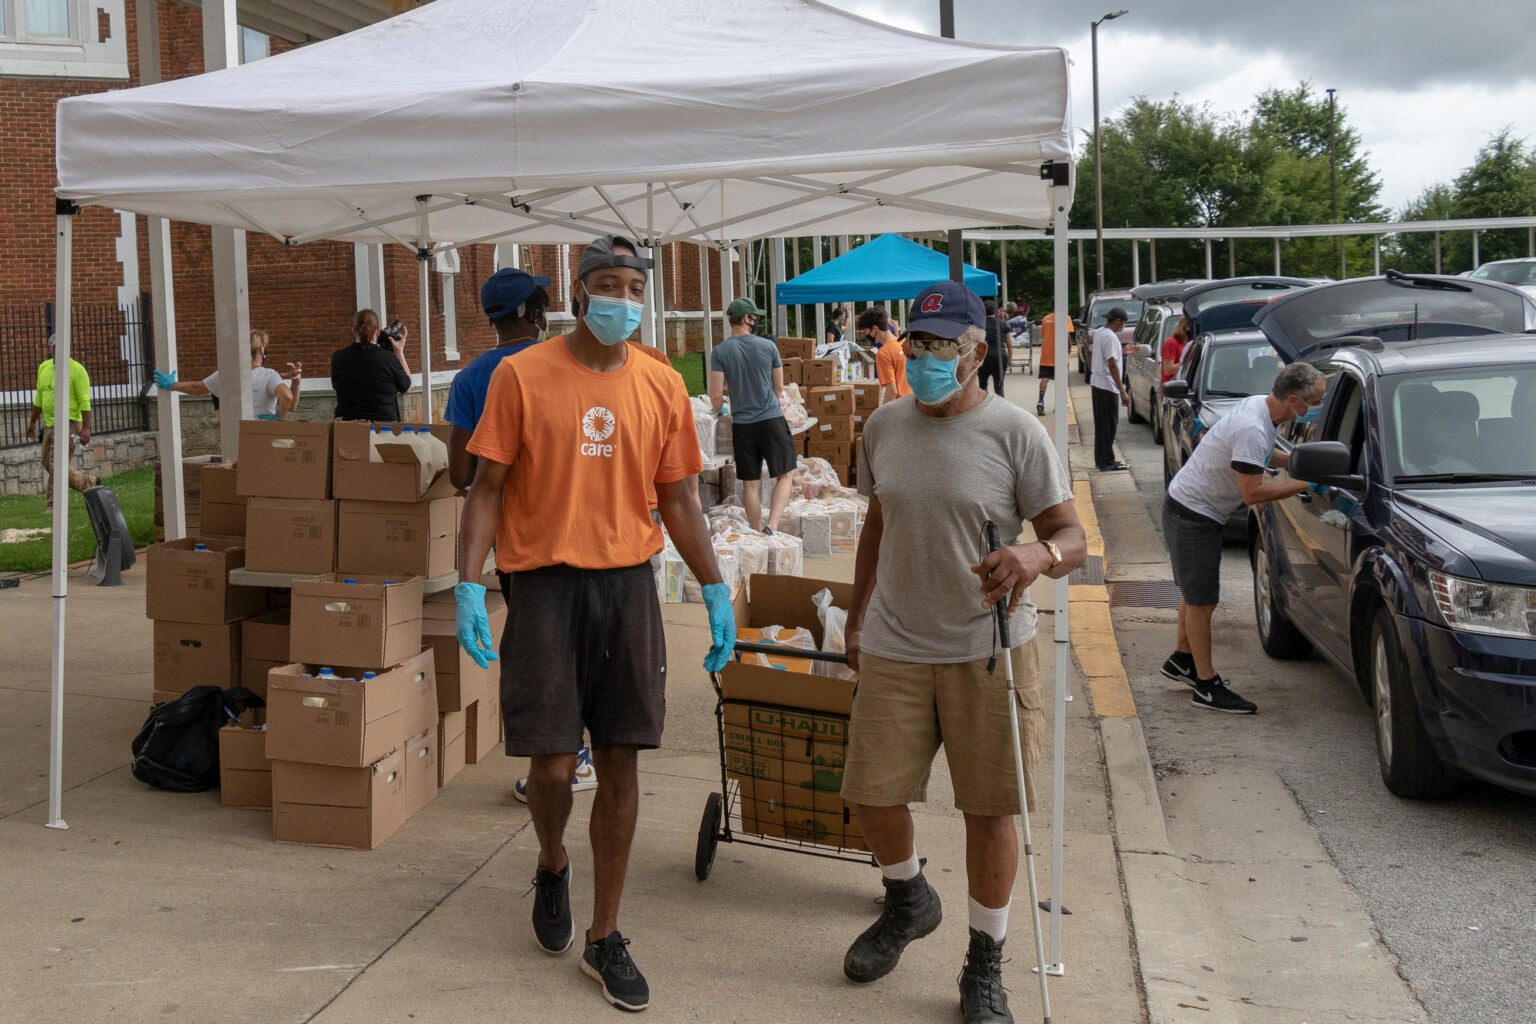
[
  {"xmin": 1035, "ymin": 311, "xmax": 1073, "ymax": 416},
  {"xmin": 861, "ymin": 306, "xmax": 910, "ymax": 401},
  {"xmin": 456, "ymin": 234, "xmax": 732, "ymax": 1013}
]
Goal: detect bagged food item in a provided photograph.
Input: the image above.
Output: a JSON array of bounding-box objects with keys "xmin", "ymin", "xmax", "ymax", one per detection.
[
  {"xmin": 691, "ymin": 396, "xmax": 717, "ymax": 462},
  {"xmin": 738, "ymin": 624, "xmax": 816, "ymax": 673},
  {"xmin": 657, "ymin": 538, "xmax": 688, "ymax": 604},
  {"xmin": 763, "ymin": 531, "xmax": 804, "ymax": 577},
  {"xmin": 811, "ymin": 587, "xmax": 857, "ymax": 681},
  {"xmin": 707, "ymin": 501, "xmax": 752, "ymax": 534},
  {"xmin": 828, "ymin": 504, "xmax": 861, "ymax": 552},
  {"xmin": 798, "ymin": 508, "xmax": 832, "ymax": 558},
  {"xmin": 684, "ymin": 548, "xmax": 739, "ymax": 603}
]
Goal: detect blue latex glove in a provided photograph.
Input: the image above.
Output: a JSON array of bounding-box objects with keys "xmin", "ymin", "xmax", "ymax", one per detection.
[
  {"xmin": 719, "ymin": 400, "xmax": 731, "ymax": 418},
  {"xmin": 453, "ymin": 581, "xmax": 499, "ymax": 669},
  {"xmin": 1307, "ymin": 481, "xmax": 1327, "ymax": 495},
  {"xmin": 702, "ymin": 582, "xmax": 737, "ymax": 674},
  {"xmin": 153, "ymin": 369, "xmax": 177, "ymax": 390}
]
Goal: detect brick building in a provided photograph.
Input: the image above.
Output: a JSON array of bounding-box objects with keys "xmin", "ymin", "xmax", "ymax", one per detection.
[{"xmin": 1, "ymin": 0, "xmax": 728, "ymax": 475}]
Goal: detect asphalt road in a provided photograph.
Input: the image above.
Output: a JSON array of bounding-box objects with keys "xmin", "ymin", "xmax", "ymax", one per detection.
[{"xmin": 1101, "ymin": 382, "xmax": 1536, "ymax": 1024}]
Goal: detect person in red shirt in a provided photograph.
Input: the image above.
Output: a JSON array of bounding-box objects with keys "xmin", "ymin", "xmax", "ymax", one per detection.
[
  {"xmin": 1161, "ymin": 316, "xmax": 1192, "ymax": 385},
  {"xmin": 455, "ymin": 234, "xmax": 734, "ymax": 1014}
]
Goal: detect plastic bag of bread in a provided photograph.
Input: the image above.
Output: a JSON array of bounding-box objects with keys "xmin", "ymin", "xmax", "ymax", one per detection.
[{"xmin": 811, "ymin": 587, "xmax": 857, "ymax": 680}]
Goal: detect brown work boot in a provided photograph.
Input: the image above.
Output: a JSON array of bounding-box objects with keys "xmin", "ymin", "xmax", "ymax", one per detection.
[{"xmin": 843, "ymin": 871, "xmax": 942, "ymax": 983}]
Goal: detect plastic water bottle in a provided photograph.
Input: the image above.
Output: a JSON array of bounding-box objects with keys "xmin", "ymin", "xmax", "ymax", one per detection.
[
  {"xmin": 362, "ymin": 671, "xmax": 378, "ymax": 681},
  {"xmin": 193, "ymin": 543, "xmax": 207, "ymax": 551},
  {"xmin": 343, "ymin": 578, "xmax": 357, "ymax": 585},
  {"xmin": 318, "ymin": 667, "xmax": 336, "ymax": 678}
]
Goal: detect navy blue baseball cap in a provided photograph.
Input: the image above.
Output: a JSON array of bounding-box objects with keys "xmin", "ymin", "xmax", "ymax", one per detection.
[
  {"xmin": 480, "ymin": 267, "xmax": 552, "ymax": 321},
  {"xmin": 906, "ymin": 281, "xmax": 986, "ymax": 339}
]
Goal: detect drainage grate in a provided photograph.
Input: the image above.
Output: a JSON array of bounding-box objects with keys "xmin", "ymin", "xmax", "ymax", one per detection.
[
  {"xmin": 1067, "ymin": 555, "xmax": 1105, "ymax": 586},
  {"xmin": 1106, "ymin": 580, "xmax": 1184, "ymax": 609}
]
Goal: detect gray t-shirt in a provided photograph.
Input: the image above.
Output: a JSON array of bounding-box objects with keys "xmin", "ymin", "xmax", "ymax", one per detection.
[
  {"xmin": 1167, "ymin": 394, "xmax": 1278, "ymax": 522},
  {"xmin": 858, "ymin": 394, "xmax": 1074, "ymax": 663},
  {"xmin": 711, "ymin": 333, "xmax": 782, "ymax": 425}
]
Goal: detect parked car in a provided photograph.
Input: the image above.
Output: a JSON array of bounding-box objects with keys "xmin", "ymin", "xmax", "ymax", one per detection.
[
  {"xmin": 1160, "ymin": 331, "xmax": 1286, "ymax": 495},
  {"xmin": 1075, "ymin": 289, "xmax": 1142, "ymax": 377},
  {"xmin": 1125, "ymin": 303, "xmax": 1180, "ymax": 441},
  {"xmin": 1246, "ymin": 271, "xmax": 1536, "ymax": 798},
  {"xmin": 1467, "ymin": 257, "xmax": 1536, "ymax": 298}
]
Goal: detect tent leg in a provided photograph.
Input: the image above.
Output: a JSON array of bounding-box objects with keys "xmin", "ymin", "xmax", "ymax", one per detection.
[
  {"xmin": 699, "ymin": 242, "xmax": 713, "ymax": 378},
  {"xmin": 148, "ymin": 216, "xmax": 185, "ymax": 539},
  {"xmin": 48, "ymin": 202, "xmax": 77, "ymax": 833},
  {"xmin": 812, "ymin": 235, "xmax": 825, "ymax": 346},
  {"xmin": 770, "ymin": 238, "xmax": 787, "ymax": 338},
  {"xmin": 415, "ymin": 196, "xmax": 434, "ymax": 423},
  {"xmin": 1049, "ymin": 188, "xmax": 1073, "ymax": 974}
]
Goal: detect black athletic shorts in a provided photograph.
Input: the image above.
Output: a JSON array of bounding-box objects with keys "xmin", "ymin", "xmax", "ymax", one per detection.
[
  {"xmin": 1037, "ymin": 364, "xmax": 1055, "ymax": 380},
  {"xmin": 499, "ymin": 562, "xmax": 667, "ymax": 755},
  {"xmin": 732, "ymin": 416, "xmax": 797, "ymax": 481}
]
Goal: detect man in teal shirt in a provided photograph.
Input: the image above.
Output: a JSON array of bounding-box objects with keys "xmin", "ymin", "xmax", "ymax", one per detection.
[{"xmin": 27, "ymin": 335, "xmax": 96, "ymax": 507}]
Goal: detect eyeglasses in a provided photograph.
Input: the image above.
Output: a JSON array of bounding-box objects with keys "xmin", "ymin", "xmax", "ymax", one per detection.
[{"xmin": 905, "ymin": 336, "xmax": 974, "ymax": 360}]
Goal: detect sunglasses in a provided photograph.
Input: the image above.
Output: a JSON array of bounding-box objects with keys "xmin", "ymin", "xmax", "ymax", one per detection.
[{"xmin": 905, "ymin": 336, "xmax": 974, "ymax": 360}]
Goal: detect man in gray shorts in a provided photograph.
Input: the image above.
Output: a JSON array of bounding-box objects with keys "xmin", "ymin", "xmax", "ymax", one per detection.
[
  {"xmin": 1161, "ymin": 362, "xmax": 1325, "ymax": 714},
  {"xmin": 839, "ymin": 281, "xmax": 1085, "ymax": 1024},
  {"xmin": 455, "ymin": 234, "xmax": 735, "ymax": 1013}
]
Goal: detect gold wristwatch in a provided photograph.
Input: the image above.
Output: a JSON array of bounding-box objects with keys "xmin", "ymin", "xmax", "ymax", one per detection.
[{"xmin": 1039, "ymin": 540, "xmax": 1062, "ymax": 569}]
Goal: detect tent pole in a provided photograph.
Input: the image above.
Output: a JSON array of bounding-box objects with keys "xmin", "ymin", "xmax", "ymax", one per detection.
[
  {"xmin": 655, "ymin": 242, "xmax": 670, "ymax": 355},
  {"xmin": 204, "ymin": 0, "xmax": 248, "ymax": 456},
  {"xmin": 1149, "ymin": 238, "xmax": 1158, "ymax": 281},
  {"xmin": 148, "ymin": 216, "xmax": 184, "ymax": 539},
  {"xmin": 1204, "ymin": 238, "xmax": 1214, "ymax": 278},
  {"xmin": 1076, "ymin": 238, "xmax": 1086, "ymax": 309},
  {"xmin": 47, "ymin": 201, "xmax": 78, "ymax": 832},
  {"xmin": 770, "ymin": 237, "xmax": 788, "ymax": 338},
  {"xmin": 812, "ymin": 235, "xmax": 825, "ymax": 346},
  {"xmin": 699, "ymin": 242, "xmax": 713, "ymax": 381},
  {"xmin": 1048, "ymin": 183, "xmax": 1071, "ymax": 980},
  {"xmin": 1131, "ymin": 239, "xmax": 1140, "ymax": 286},
  {"xmin": 415, "ymin": 196, "xmax": 433, "ymax": 423},
  {"xmin": 999, "ymin": 240, "xmax": 1009, "ymax": 313},
  {"xmin": 642, "ymin": 186, "xmax": 658, "ymax": 348},
  {"xmin": 791, "ymin": 238, "xmax": 803, "ymax": 338}
]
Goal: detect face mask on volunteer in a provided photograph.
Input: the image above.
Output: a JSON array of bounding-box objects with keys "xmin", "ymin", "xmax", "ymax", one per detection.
[
  {"xmin": 906, "ymin": 342, "xmax": 978, "ymax": 405},
  {"xmin": 583, "ymin": 294, "xmax": 644, "ymax": 346}
]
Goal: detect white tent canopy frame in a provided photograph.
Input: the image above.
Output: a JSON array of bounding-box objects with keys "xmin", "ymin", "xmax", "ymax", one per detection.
[{"xmin": 49, "ymin": 0, "xmax": 1081, "ymax": 981}]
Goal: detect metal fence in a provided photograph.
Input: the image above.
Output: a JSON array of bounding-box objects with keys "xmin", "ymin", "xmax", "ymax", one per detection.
[{"xmin": 0, "ymin": 294, "xmax": 153, "ymax": 449}]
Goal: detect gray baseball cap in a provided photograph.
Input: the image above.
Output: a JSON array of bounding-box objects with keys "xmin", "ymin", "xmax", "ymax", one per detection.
[{"xmin": 577, "ymin": 234, "xmax": 654, "ymax": 281}]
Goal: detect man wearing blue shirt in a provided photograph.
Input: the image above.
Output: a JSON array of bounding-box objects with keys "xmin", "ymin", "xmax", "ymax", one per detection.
[{"xmin": 709, "ymin": 297, "xmax": 795, "ymax": 532}]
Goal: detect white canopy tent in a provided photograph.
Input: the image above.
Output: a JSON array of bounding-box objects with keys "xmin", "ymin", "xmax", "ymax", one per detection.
[{"xmin": 49, "ymin": 0, "xmax": 1080, "ymax": 980}]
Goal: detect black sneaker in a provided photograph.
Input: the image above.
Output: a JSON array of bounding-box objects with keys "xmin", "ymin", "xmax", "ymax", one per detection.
[
  {"xmin": 1036, "ymin": 402, "xmax": 1046, "ymax": 416},
  {"xmin": 843, "ymin": 871, "xmax": 943, "ymax": 983},
  {"xmin": 1192, "ymin": 677, "xmax": 1257, "ymax": 714},
  {"xmin": 529, "ymin": 857, "xmax": 573, "ymax": 954},
  {"xmin": 1160, "ymin": 654, "xmax": 1199, "ymax": 689},
  {"xmin": 958, "ymin": 928, "xmax": 1013, "ymax": 1024},
  {"xmin": 582, "ymin": 930, "xmax": 650, "ymax": 1012}
]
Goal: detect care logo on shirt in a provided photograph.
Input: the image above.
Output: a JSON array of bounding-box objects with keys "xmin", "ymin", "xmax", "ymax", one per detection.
[{"xmin": 580, "ymin": 406, "xmax": 616, "ymax": 457}]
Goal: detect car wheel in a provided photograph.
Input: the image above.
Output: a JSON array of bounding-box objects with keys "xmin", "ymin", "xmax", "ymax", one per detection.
[
  {"xmin": 1151, "ymin": 392, "xmax": 1164, "ymax": 445},
  {"xmin": 1369, "ymin": 605, "xmax": 1454, "ymax": 799},
  {"xmin": 1127, "ymin": 388, "xmax": 1145, "ymax": 424},
  {"xmin": 1251, "ymin": 530, "xmax": 1313, "ymax": 659}
]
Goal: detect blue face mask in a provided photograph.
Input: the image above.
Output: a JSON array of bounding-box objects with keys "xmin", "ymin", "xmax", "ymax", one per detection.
[
  {"xmin": 1296, "ymin": 403, "xmax": 1322, "ymax": 425},
  {"xmin": 583, "ymin": 295, "xmax": 644, "ymax": 346},
  {"xmin": 906, "ymin": 349, "xmax": 977, "ymax": 405}
]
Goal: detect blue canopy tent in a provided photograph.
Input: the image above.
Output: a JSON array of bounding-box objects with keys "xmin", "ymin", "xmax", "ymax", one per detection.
[{"xmin": 774, "ymin": 233, "xmax": 999, "ymax": 304}]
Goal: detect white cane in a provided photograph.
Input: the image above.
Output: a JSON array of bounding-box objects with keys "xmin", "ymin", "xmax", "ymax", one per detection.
[{"xmin": 985, "ymin": 521, "xmax": 1052, "ymax": 1024}]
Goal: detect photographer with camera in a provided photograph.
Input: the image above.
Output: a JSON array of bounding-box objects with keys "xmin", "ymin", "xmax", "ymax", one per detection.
[{"xmin": 332, "ymin": 308, "xmax": 412, "ymax": 422}]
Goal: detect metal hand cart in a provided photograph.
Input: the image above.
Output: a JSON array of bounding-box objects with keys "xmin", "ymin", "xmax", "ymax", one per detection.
[
  {"xmin": 1008, "ymin": 324, "xmax": 1035, "ymax": 374},
  {"xmin": 695, "ymin": 641, "xmax": 873, "ymax": 879}
]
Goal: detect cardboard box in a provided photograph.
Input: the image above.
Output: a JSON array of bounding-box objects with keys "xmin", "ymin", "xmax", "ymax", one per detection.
[
  {"xmin": 332, "ymin": 421, "xmax": 456, "ymax": 503},
  {"xmin": 735, "ymin": 777, "xmax": 865, "ymax": 851},
  {"xmin": 422, "ymin": 590, "xmax": 506, "ymax": 711},
  {"xmin": 807, "ymin": 385, "xmax": 855, "ymax": 418},
  {"xmin": 849, "ymin": 382, "xmax": 882, "ymax": 414},
  {"xmin": 288, "ymin": 574, "xmax": 424, "ymax": 670},
  {"xmin": 237, "ymin": 420, "xmax": 332, "ymax": 499},
  {"xmin": 337, "ymin": 497, "xmax": 458, "ymax": 578},
  {"xmin": 243, "ymin": 498, "xmax": 338, "ymax": 574},
  {"xmin": 240, "ymin": 659, "xmax": 284, "ymax": 698},
  {"xmin": 438, "ymin": 709, "xmax": 467, "ymax": 787},
  {"xmin": 272, "ymin": 749, "xmax": 408, "ymax": 850},
  {"xmin": 776, "ymin": 336, "xmax": 815, "ymax": 361},
  {"xmin": 219, "ymin": 723, "xmax": 272, "ymax": 809},
  {"xmin": 264, "ymin": 648, "xmax": 437, "ymax": 768},
  {"xmin": 806, "ymin": 440, "xmax": 852, "ymax": 467},
  {"xmin": 145, "ymin": 538, "xmax": 266, "ymax": 624},
  {"xmin": 721, "ymin": 574, "xmax": 856, "ymax": 709},
  {"xmin": 405, "ymin": 727, "xmax": 438, "ymax": 818},
  {"xmin": 465, "ymin": 687, "xmax": 502, "ymax": 765},
  {"xmin": 197, "ymin": 462, "xmax": 247, "ymax": 538},
  {"xmin": 199, "ymin": 500, "xmax": 247, "ymax": 539},
  {"xmin": 811, "ymin": 416, "xmax": 855, "ymax": 444},
  {"xmin": 202, "ymin": 462, "xmax": 242, "ymax": 506},
  {"xmin": 239, "ymin": 611, "xmax": 291, "ymax": 698},
  {"xmin": 153, "ymin": 620, "xmax": 241, "ymax": 692},
  {"xmin": 802, "ymin": 359, "xmax": 837, "ymax": 388},
  {"xmin": 781, "ymin": 357, "xmax": 804, "ymax": 386}
]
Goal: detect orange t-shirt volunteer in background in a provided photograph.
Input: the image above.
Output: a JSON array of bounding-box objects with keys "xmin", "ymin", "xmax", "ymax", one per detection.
[
  {"xmin": 876, "ymin": 336, "xmax": 911, "ymax": 398},
  {"xmin": 1038, "ymin": 313, "xmax": 1073, "ymax": 368},
  {"xmin": 468, "ymin": 340, "xmax": 700, "ymax": 572}
]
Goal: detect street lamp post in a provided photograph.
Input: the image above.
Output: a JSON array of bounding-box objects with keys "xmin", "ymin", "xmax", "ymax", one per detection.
[
  {"xmin": 1327, "ymin": 87, "xmax": 1344, "ymax": 277},
  {"xmin": 1092, "ymin": 9, "xmax": 1128, "ymax": 292}
]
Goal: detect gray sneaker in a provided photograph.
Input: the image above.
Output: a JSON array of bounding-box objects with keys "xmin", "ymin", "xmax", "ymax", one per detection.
[{"xmin": 582, "ymin": 930, "xmax": 650, "ymax": 1012}]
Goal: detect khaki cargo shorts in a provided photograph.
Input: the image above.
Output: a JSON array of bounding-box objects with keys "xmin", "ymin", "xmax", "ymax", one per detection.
[{"xmin": 841, "ymin": 638, "xmax": 1044, "ymax": 817}]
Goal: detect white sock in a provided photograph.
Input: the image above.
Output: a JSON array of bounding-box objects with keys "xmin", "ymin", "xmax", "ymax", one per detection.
[
  {"xmin": 877, "ymin": 852, "xmax": 921, "ymax": 882},
  {"xmin": 968, "ymin": 896, "xmax": 1009, "ymax": 942}
]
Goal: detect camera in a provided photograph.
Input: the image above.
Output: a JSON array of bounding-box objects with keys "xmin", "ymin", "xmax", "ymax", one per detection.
[{"xmin": 380, "ymin": 319, "xmax": 404, "ymax": 342}]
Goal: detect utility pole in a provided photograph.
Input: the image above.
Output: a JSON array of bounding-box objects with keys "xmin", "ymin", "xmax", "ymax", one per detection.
[
  {"xmin": 941, "ymin": 0, "xmax": 963, "ymax": 282},
  {"xmin": 1327, "ymin": 87, "xmax": 1344, "ymax": 278}
]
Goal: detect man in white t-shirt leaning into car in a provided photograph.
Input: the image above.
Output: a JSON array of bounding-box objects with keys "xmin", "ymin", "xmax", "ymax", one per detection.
[{"xmin": 1160, "ymin": 362, "xmax": 1326, "ymax": 714}]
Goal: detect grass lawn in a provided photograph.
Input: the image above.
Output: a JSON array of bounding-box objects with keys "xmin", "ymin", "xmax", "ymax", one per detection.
[
  {"xmin": 670, "ymin": 352, "xmax": 706, "ymax": 396},
  {"xmin": 0, "ymin": 466, "xmax": 156, "ymax": 574}
]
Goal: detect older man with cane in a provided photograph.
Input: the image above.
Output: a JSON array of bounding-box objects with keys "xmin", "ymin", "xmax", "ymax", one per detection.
[{"xmin": 839, "ymin": 281, "xmax": 1086, "ymax": 1024}]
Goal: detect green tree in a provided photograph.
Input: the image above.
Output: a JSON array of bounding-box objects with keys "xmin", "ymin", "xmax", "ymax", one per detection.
[{"xmin": 1394, "ymin": 129, "xmax": 1536, "ymax": 274}]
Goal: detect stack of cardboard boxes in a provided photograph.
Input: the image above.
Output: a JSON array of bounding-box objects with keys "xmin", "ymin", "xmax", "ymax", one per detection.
[
  {"xmin": 775, "ymin": 336, "xmax": 837, "ymax": 391},
  {"xmin": 146, "ymin": 419, "xmax": 503, "ymax": 850},
  {"xmin": 800, "ymin": 381, "xmax": 880, "ymax": 486}
]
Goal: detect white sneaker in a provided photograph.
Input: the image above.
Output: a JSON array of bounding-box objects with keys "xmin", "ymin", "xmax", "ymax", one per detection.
[{"xmin": 514, "ymin": 747, "xmax": 598, "ymax": 804}]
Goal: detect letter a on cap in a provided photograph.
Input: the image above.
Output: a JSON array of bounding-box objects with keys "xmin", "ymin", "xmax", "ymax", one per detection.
[{"xmin": 919, "ymin": 293, "xmax": 944, "ymax": 313}]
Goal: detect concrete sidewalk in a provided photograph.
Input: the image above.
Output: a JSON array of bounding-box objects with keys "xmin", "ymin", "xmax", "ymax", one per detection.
[{"xmin": 0, "ymin": 373, "xmax": 1416, "ymax": 1024}]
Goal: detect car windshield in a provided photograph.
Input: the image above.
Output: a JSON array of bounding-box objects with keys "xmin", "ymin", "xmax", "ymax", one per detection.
[
  {"xmin": 1090, "ymin": 299, "xmax": 1145, "ymax": 327},
  {"xmin": 1470, "ymin": 262, "xmax": 1536, "ymax": 287},
  {"xmin": 1202, "ymin": 341, "xmax": 1283, "ymax": 397},
  {"xmin": 1385, "ymin": 366, "xmax": 1536, "ymax": 481}
]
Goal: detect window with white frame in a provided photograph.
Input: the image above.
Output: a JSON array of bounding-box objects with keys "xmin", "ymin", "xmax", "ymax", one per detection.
[
  {"xmin": 0, "ymin": 0, "xmax": 128, "ymax": 79},
  {"xmin": 239, "ymin": 26, "xmax": 269, "ymax": 64}
]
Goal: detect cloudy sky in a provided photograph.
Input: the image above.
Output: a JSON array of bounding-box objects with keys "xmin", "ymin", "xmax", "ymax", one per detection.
[{"xmin": 824, "ymin": 0, "xmax": 1536, "ymax": 215}]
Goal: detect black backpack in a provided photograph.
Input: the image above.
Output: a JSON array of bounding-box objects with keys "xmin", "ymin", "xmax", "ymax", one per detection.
[{"xmin": 130, "ymin": 685, "xmax": 265, "ymax": 793}]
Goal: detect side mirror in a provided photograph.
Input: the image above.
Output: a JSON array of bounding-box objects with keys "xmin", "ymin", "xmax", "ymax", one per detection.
[
  {"xmin": 1161, "ymin": 380, "xmax": 1189, "ymax": 400},
  {"xmin": 1289, "ymin": 441, "xmax": 1364, "ymax": 489}
]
